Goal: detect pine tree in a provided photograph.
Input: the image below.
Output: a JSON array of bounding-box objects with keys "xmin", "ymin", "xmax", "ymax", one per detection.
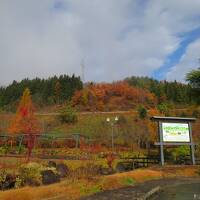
[
  {"xmin": 54, "ymin": 81, "xmax": 61, "ymax": 104},
  {"xmin": 186, "ymin": 68, "xmax": 200, "ymax": 103}
]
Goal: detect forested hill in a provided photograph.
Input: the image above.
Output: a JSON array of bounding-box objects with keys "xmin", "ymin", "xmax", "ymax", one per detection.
[
  {"xmin": 0, "ymin": 74, "xmax": 198, "ymax": 111},
  {"xmin": 125, "ymin": 76, "xmax": 195, "ymax": 104},
  {"xmin": 0, "ymin": 74, "xmax": 83, "ymax": 110}
]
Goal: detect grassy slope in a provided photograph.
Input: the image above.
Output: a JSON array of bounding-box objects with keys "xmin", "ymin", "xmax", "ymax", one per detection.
[
  {"xmin": 0, "ymin": 109, "xmax": 199, "ymax": 144},
  {"xmin": 0, "ymin": 166, "xmax": 199, "ymax": 200}
]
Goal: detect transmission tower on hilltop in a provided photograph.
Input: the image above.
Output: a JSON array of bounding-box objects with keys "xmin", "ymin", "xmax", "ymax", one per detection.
[{"xmin": 81, "ymin": 59, "xmax": 85, "ymax": 83}]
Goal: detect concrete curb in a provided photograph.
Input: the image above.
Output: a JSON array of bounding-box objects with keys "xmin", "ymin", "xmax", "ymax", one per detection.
[{"xmin": 137, "ymin": 186, "xmax": 161, "ymax": 200}]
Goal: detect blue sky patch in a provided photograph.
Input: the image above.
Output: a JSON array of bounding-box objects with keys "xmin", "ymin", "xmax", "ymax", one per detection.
[{"xmin": 152, "ymin": 26, "xmax": 200, "ymax": 80}]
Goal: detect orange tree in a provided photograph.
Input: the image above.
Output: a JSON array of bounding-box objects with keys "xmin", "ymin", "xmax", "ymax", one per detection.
[
  {"xmin": 72, "ymin": 81, "xmax": 157, "ymax": 111},
  {"xmin": 8, "ymin": 88, "xmax": 41, "ymax": 161}
]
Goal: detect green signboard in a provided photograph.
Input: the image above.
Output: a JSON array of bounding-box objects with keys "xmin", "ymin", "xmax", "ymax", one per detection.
[{"xmin": 162, "ymin": 122, "xmax": 190, "ymax": 142}]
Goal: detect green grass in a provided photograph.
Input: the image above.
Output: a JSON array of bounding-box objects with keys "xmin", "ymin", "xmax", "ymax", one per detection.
[
  {"xmin": 80, "ymin": 184, "xmax": 102, "ymax": 196},
  {"xmin": 121, "ymin": 177, "xmax": 136, "ymax": 186}
]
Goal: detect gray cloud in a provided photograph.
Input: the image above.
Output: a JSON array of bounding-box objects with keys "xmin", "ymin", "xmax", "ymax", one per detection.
[{"xmin": 0, "ymin": 0, "xmax": 200, "ymax": 85}]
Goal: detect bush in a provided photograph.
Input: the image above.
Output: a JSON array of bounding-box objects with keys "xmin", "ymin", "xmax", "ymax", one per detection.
[
  {"xmin": 19, "ymin": 162, "xmax": 44, "ymax": 186},
  {"xmin": 115, "ymin": 162, "xmax": 134, "ymax": 173},
  {"xmin": 106, "ymin": 153, "xmax": 116, "ymax": 168},
  {"xmin": 58, "ymin": 104, "xmax": 78, "ymax": 124},
  {"xmin": 137, "ymin": 105, "xmax": 147, "ymax": 119},
  {"xmin": 0, "ymin": 146, "xmax": 10, "ymax": 155},
  {"xmin": 168, "ymin": 146, "xmax": 190, "ymax": 163},
  {"xmin": 41, "ymin": 170, "xmax": 60, "ymax": 185},
  {"xmin": 15, "ymin": 145, "xmax": 26, "ymax": 154},
  {"xmin": 0, "ymin": 170, "xmax": 7, "ymax": 188},
  {"xmin": 14, "ymin": 176, "xmax": 23, "ymax": 188},
  {"xmin": 192, "ymin": 108, "xmax": 200, "ymax": 118},
  {"xmin": 0, "ymin": 170, "xmax": 16, "ymax": 190},
  {"xmin": 56, "ymin": 163, "xmax": 69, "ymax": 177},
  {"xmin": 157, "ymin": 103, "xmax": 170, "ymax": 115}
]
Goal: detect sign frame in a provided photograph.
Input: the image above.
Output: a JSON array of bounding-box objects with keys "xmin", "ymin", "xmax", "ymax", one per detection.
[{"xmin": 151, "ymin": 116, "xmax": 196, "ymax": 166}]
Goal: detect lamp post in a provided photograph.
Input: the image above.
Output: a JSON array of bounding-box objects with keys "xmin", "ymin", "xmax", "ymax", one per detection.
[{"xmin": 106, "ymin": 116, "xmax": 118, "ymax": 152}]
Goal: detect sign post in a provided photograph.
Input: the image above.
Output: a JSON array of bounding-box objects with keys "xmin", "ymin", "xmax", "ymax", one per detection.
[
  {"xmin": 151, "ymin": 116, "xmax": 197, "ymax": 166},
  {"xmin": 159, "ymin": 121, "xmax": 164, "ymax": 166},
  {"xmin": 188, "ymin": 122, "xmax": 196, "ymax": 165}
]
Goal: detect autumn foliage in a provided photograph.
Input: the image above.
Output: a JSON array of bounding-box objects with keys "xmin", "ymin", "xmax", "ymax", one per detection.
[
  {"xmin": 8, "ymin": 88, "xmax": 41, "ymax": 160},
  {"xmin": 72, "ymin": 82, "xmax": 157, "ymax": 111}
]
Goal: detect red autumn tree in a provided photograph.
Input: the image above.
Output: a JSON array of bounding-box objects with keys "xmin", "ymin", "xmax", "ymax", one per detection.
[
  {"xmin": 72, "ymin": 81, "xmax": 157, "ymax": 111},
  {"xmin": 8, "ymin": 88, "xmax": 41, "ymax": 161}
]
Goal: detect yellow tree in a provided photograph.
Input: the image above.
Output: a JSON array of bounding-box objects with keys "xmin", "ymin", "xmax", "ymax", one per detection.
[{"xmin": 8, "ymin": 88, "xmax": 41, "ymax": 161}]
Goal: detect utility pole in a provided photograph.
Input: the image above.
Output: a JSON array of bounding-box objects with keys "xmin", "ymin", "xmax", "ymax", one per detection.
[{"xmin": 81, "ymin": 59, "xmax": 85, "ymax": 83}]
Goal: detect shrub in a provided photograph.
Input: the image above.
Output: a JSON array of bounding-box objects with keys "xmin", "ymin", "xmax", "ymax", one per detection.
[
  {"xmin": 0, "ymin": 146, "xmax": 10, "ymax": 155},
  {"xmin": 137, "ymin": 105, "xmax": 147, "ymax": 119},
  {"xmin": 0, "ymin": 170, "xmax": 16, "ymax": 190},
  {"xmin": 15, "ymin": 145, "xmax": 26, "ymax": 154},
  {"xmin": 56, "ymin": 163, "xmax": 69, "ymax": 178},
  {"xmin": 106, "ymin": 153, "xmax": 116, "ymax": 168},
  {"xmin": 58, "ymin": 104, "xmax": 78, "ymax": 124},
  {"xmin": 157, "ymin": 103, "xmax": 170, "ymax": 115},
  {"xmin": 41, "ymin": 170, "xmax": 60, "ymax": 185},
  {"xmin": 0, "ymin": 170, "xmax": 7, "ymax": 188},
  {"xmin": 19, "ymin": 162, "xmax": 58, "ymax": 186},
  {"xmin": 14, "ymin": 176, "xmax": 23, "ymax": 188},
  {"xmin": 168, "ymin": 146, "xmax": 190, "ymax": 163},
  {"xmin": 19, "ymin": 162, "xmax": 44, "ymax": 186},
  {"xmin": 192, "ymin": 108, "xmax": 200, "ymax": 118}
]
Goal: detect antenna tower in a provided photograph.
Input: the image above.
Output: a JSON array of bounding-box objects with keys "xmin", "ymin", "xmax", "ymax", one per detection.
[{"xmin": 81, "ymin": 59, "xmax": 85, "ymax": 83}]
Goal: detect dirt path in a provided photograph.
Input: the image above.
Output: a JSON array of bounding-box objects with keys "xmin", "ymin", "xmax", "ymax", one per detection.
[{"xmin": 80, "ymin": 177, "xmax": 200, "ymax": 200}]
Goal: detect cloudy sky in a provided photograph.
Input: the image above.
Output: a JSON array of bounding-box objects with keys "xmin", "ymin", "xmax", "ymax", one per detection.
[{"xmin": 0, "ymin": 0, "xmax": 200, "ymax": 85}]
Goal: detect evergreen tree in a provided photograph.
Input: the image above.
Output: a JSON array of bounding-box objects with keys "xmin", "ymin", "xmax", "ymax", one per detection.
[
  {"xmin": 186, "ymin": 68, "xmax": 200, "ymax": 103},
  {"xmin": 0, "ymin": 74, "xmax": 83, "ymax": 110}
]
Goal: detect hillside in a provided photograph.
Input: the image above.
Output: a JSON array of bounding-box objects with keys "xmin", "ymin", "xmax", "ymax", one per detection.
[
  {"xmin": 72, "ymin": 82, "xmax": 157, "ymax": 111},
  {"xmin": 0, "ymin": 74, "xmax": 199, "ymax": 113},
  {"xmin": 0, "ymin": 74, "xmax": 83, "ymax": 111}
]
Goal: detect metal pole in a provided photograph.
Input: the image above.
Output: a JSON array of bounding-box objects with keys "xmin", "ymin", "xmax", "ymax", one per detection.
[
  {"xmin": 111, "ymin": 123, "xmax": 114, "ymax": 152},
  {"xmin": 159, "ymin": 121, "xmax": 164, "ymax": 166},
  {"xmin": 189, "ymin": 122, "xmax": 196, "ymax": 165}
]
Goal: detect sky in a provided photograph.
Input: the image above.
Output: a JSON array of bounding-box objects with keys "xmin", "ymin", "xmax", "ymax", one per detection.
[{"xmin": 0, "ymin": 0, "xmax": 200, "ymax": 86}]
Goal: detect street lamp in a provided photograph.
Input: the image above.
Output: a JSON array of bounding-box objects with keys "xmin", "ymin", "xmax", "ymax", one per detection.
[{"xmin": 106, "ymin": 116, "xmax": 118, "ymax": 151}]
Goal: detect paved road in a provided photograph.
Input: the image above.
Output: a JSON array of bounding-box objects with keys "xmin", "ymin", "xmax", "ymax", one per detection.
[{"xmin": 80, "ymin": 178, "xmax": 200, "ymax": 200}]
